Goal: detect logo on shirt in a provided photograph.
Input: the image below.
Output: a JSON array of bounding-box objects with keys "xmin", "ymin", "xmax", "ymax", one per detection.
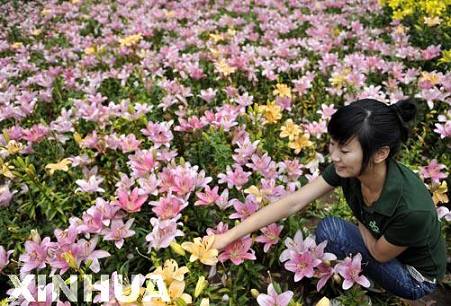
[{"xmin": 368, "ymin": 221, "xmax": 380, "ymax": 234}]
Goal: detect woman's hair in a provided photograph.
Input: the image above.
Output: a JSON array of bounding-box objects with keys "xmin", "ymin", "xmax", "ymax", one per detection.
[{"xmin": 327, "ymin": 98, "xmax": 417, "ymax": 173}]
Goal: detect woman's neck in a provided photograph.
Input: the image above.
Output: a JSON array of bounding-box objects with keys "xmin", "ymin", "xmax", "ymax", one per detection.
[{"xmin": 358, "ymin": 161, "xmax": 387, "ymax": 194}]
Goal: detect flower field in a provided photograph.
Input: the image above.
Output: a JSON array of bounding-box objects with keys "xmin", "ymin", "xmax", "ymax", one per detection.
[{"xmin": 0, "ymin": 0, "xmax": 450, "ymax": 305}]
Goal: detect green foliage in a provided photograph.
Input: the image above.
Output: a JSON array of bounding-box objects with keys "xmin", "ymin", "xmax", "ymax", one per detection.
[
  {"xmin": 80, "ymin": 18, "xmax": 102, "ymax": 37},
  {"xmin": 334, "ymin": 287, "xmax": 372, "ymax": 306},
  {"xmin": 10, "ymin": 156, "xmax": 71, "ymax": 225},
  {"xmin": 183, "ymin": 127, "xmax": 234, "ymax": 178}
]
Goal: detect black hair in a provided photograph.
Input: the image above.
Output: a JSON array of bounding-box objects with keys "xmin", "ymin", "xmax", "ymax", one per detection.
[{"xmin": 327, "ymin": 98, "xmax": 417, "ymax": 174}]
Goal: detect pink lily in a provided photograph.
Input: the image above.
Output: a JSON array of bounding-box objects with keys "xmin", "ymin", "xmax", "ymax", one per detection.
[
  {"xmin": 199, "ymin": 88, "xmax": 217, "ymax": 103},
  {"xmin": 437, "ymin": 206, "xmax": 451, "ymax": 222},
  {"xmin": 284, "ymin": 251, "xmax": 322, "ymax": 282},
  {"xmin": 174, "ymin": 116, "xmax": 207, "ymax": 132},
  {"xmin": 315, "ymin": 263, "xmax": 335, "ymax": 292},
  {"xmin": 215, "ymin": 188, "xmax": 232, "ymax": 210},
  {"xmin": 19, "ymin": 236, "xmax": 53, "ymax": 275},
  {"xmin": 420, "ymin": 159, "xmax": 447, "ymax": 184},
  {"xmin": 21, "ymin": 124, "xmax": 49, "ymax": 143},
  {"xmin": 103, "ymin": 218, "xmax": 136, "ymax": 249},
  {"xmin": 246, "ymin": 153, "xmax": 275, "ymax": 177},
  {"xmin": 229, "ymin": 196, "xmax": 260, "ymax": 220},
  {"xmin": 317, "ymin": 103, "xmax": 337, "ymax": 120},
  {"xmin": 77, "ymin": 236, "xmax": 111, "ymax": 273},
  {"xmin": 312, "ymin": 240, "xmax": 337, "ymax": 262},
  {"xmin": 137, "ymin": 174, "xmax": 160, "ymax": 196},
  {"xmin": 256, "ymin": 283, "xmax": 293, "ymax": 306},
  {"xmin": 0, "ymin": 183, "xmax": 14, "ymax": 207},
  {"xmin": 255, "ymin": 223, "xmax": 283, "ymax": 253},
  {"xmin": 54, "ymin": 226, "xmax": 78, "ymax": 247},
  {"xmin": 218, "ymin": 236, "xmax": 256, "ymax": 265},
  {"xmin": 195, "ymin": 185, "xmax": 220, "ymax": 206},
  {"xmin": 0, "ymin": 246, "xmax": 13, "ymax": 272},
  {"xmin": 151, "ymin": 193, "xmax": 188, "ymax": 219},
  {"xmin": 334, "ymin": 253, "xmax": 370, "ymax": 290},
  {"xmin": 171, "ymin": 166, "xmax": 200, "ymax": 196},
  {"xmin": 127, "ymin": 149, "xmax": 158, "ymax": 177},
  {"xmin": 279, "ymin": 230, "xmax": 316, "ymax": 262},
  {"xmin": 78, "ymin": 208, "xmax": 105, "ymax": 234},
  {"xmin": 117, "ymin": 188, "xmax": 148, "ymax": 213},
  {"xmin": 146, "ymin": 215, "xmax": 184, "ymax": 251},
  {"xmin": 141, "ymin": 120, "xmax": 174, "ymax": 148},
  {"xmin": 232, "ymin": 139, "xmax": 259, "ymax": 165},
  {"xmin": 119, "ymin": 133, "xmax": 141, "ymax": 153},
  {"xmin": 48, "ymin": 244, "xmax": 82, "ymax": 275},
  {"xmin": 206, "ymin": 222, "xmax": 229, "ymax": 235},
  {"xmin": 217, "ymin": 165, "xmax": 251, "ymax": 190},
  {"xmin": 278, "ymin": 159, "xmax": 303, "ymax": 181},
  {"xmin": 75, "ymin": 175, "xmax": 105, "ymax": 193}
]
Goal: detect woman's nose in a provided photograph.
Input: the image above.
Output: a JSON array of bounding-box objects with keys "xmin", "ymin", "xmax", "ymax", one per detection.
[{"xmin": 331, "ymin": 151, "xmax": 341, "ymax": 162}]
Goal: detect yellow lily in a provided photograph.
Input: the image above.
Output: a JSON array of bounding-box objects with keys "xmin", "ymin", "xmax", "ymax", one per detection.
[
  {"xmin": 181, "ymin": 236, "xmax": 218, "ymax": 266},
  {"xmin": 273, "ymin": 83, "xmax": 292, "ymax": 98},
  {"xmin": 119, "ymin": 34, "xmax": 143, "ymax": 48},
  {"xmin": 45, "ymin": 158, "xmax": 72, "ymax": 175},
  {"xmin": 431, "ymin": 181, "xmax": 448, "ymax": 205},
  {"xmin": 280, "ymin": 119, "xmax": 301, "ymax": 140},
  {"xmin": 215, "ymin": 59, "xmax": 236, "ymax": 76},
  {"xmin": 288, "ymin": 133, "xmax": 313, "ymax": 154},
  {"xmin": 259, "ymin": 102, "xmax": 282, "ymax": 124},
  {"xmin": 151, "ymin": 259, "xmax": 189, "ymax": 284}
]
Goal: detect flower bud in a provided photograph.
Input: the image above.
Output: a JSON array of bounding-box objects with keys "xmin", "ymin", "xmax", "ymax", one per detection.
[
  {"xmin": 194, "ymin": 276, "xmax": 208, "ymax": 298},
  {"xmin": 200, "ymin": 298, "xmax": 210, "ymax": 306},
  {"xmin": 250, "ymin": 289, "xmax": 260, "ymax": 299},
  {"xmin": 29, "ymin": 230, "xmax": 41, "ymax": 243},
  {"xmin": 62, "ymin": 251, "xmax": 78, "ymax": 270},
  {"xmin": 25, "ymin": 165, "xmax": 36, "ymax": 177},
  {"xmin": 315, "ymin": 296, "xmax": 331, "ymax": 306},
  {"xmin": 170, "ymin": 241, "xmax": 186, "ymax": 256},
  {"xmin": 73, "ymin": 132, "xmax": 82, "ymax": 145}
]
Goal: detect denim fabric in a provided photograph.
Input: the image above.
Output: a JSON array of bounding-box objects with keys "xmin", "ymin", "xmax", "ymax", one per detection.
[{"xmin": 315, "ymin": 216, "xmax": 436, "ymax": 300}]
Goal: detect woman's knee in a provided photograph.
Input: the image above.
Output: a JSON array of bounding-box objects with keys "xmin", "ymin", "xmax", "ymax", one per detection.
[
  {"xmin": 315, "ymin": 216, "xmax": 344, "ymax": 243},
  {"xmin": 395, "ymin": 283, "xmax": 436, "ymax": 301}
]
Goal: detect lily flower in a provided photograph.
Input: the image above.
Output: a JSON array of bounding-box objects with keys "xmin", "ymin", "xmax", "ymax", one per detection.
[
  {"xmin": 256, "ymin": 283, "xmax": 293, "ymax": 306},
  {"xmin": 334, "ymin": 253, "xmax": 370, "ymax": 290},
  {"xmin": 181, "ymin": 236, "xmax": 218, "ymax": 266}
]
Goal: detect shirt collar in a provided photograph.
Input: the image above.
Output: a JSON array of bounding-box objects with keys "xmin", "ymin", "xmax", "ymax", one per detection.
[{"xmin": 372, "ymin": 159, "xmax": 403, "ymax": 216}]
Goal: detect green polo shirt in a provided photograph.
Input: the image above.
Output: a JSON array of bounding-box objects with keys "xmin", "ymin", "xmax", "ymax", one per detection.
[{"xmin": 322, "ymin": 160, "xmax": 447, "ymax": 281}]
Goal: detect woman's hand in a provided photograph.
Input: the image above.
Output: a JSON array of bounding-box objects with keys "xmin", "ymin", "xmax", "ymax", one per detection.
[
  {"xmin": 211, "ymin": 232, "xmax": 233, "ymax": 250},
  {"xmin": 209, "ymin": 177, "xmax": 334, "ymax": 251}
]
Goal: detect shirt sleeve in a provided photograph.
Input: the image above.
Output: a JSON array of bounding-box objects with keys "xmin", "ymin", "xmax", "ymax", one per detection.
[
  {"xmin": 384, "ymin": 211, "xmax": 431, "ymax": 247},
  {"xmin": 321, "ymin": 163, "xmax": 342, "ymax": 187}
]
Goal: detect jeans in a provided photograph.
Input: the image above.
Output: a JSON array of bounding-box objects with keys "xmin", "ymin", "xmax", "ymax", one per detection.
[{"xmin": 314, "ymin": 216, "xmax": 436, "ymax": 300}]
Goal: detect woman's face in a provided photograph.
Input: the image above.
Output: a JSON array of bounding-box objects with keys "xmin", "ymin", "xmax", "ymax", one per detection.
[{"xmin": 328, "ymin": 137, "xmax": 363, "ymax": 178}]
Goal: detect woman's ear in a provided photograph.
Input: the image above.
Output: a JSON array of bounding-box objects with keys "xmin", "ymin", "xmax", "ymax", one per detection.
[{"xmin": 373, "ymin": 146, "xmax": 390, "ymax": 164}]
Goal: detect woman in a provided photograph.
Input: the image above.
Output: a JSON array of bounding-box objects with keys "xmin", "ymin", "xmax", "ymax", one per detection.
[{"xmin": 211, "ymin": 99, "xmax": 447, "ymax": 300}]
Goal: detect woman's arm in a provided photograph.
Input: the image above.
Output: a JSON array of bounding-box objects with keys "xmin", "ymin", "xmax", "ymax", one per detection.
[
  {"xmin": 212, "ymin": 176, "xmax": 335, "ymax": 250},
  {"xmin": 358, "ymin": 221, "xmax": 407, "ymax": 262}
]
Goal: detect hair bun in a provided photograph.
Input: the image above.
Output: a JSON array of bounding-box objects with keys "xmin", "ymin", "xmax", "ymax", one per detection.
[{"xmin": 391, "ymin": 98, "xmax": 417, "ymax": 123}]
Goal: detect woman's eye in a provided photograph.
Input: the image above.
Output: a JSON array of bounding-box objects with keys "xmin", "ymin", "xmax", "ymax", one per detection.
[{"xmin": 341, "ymin": 150, "xmax": 349, "ymax": 154}]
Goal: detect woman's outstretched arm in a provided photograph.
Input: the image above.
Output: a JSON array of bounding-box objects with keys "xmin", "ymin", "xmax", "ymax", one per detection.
[{"xmin": 212, "ymin": 176, "xmax": 335, "ymax": 250}]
